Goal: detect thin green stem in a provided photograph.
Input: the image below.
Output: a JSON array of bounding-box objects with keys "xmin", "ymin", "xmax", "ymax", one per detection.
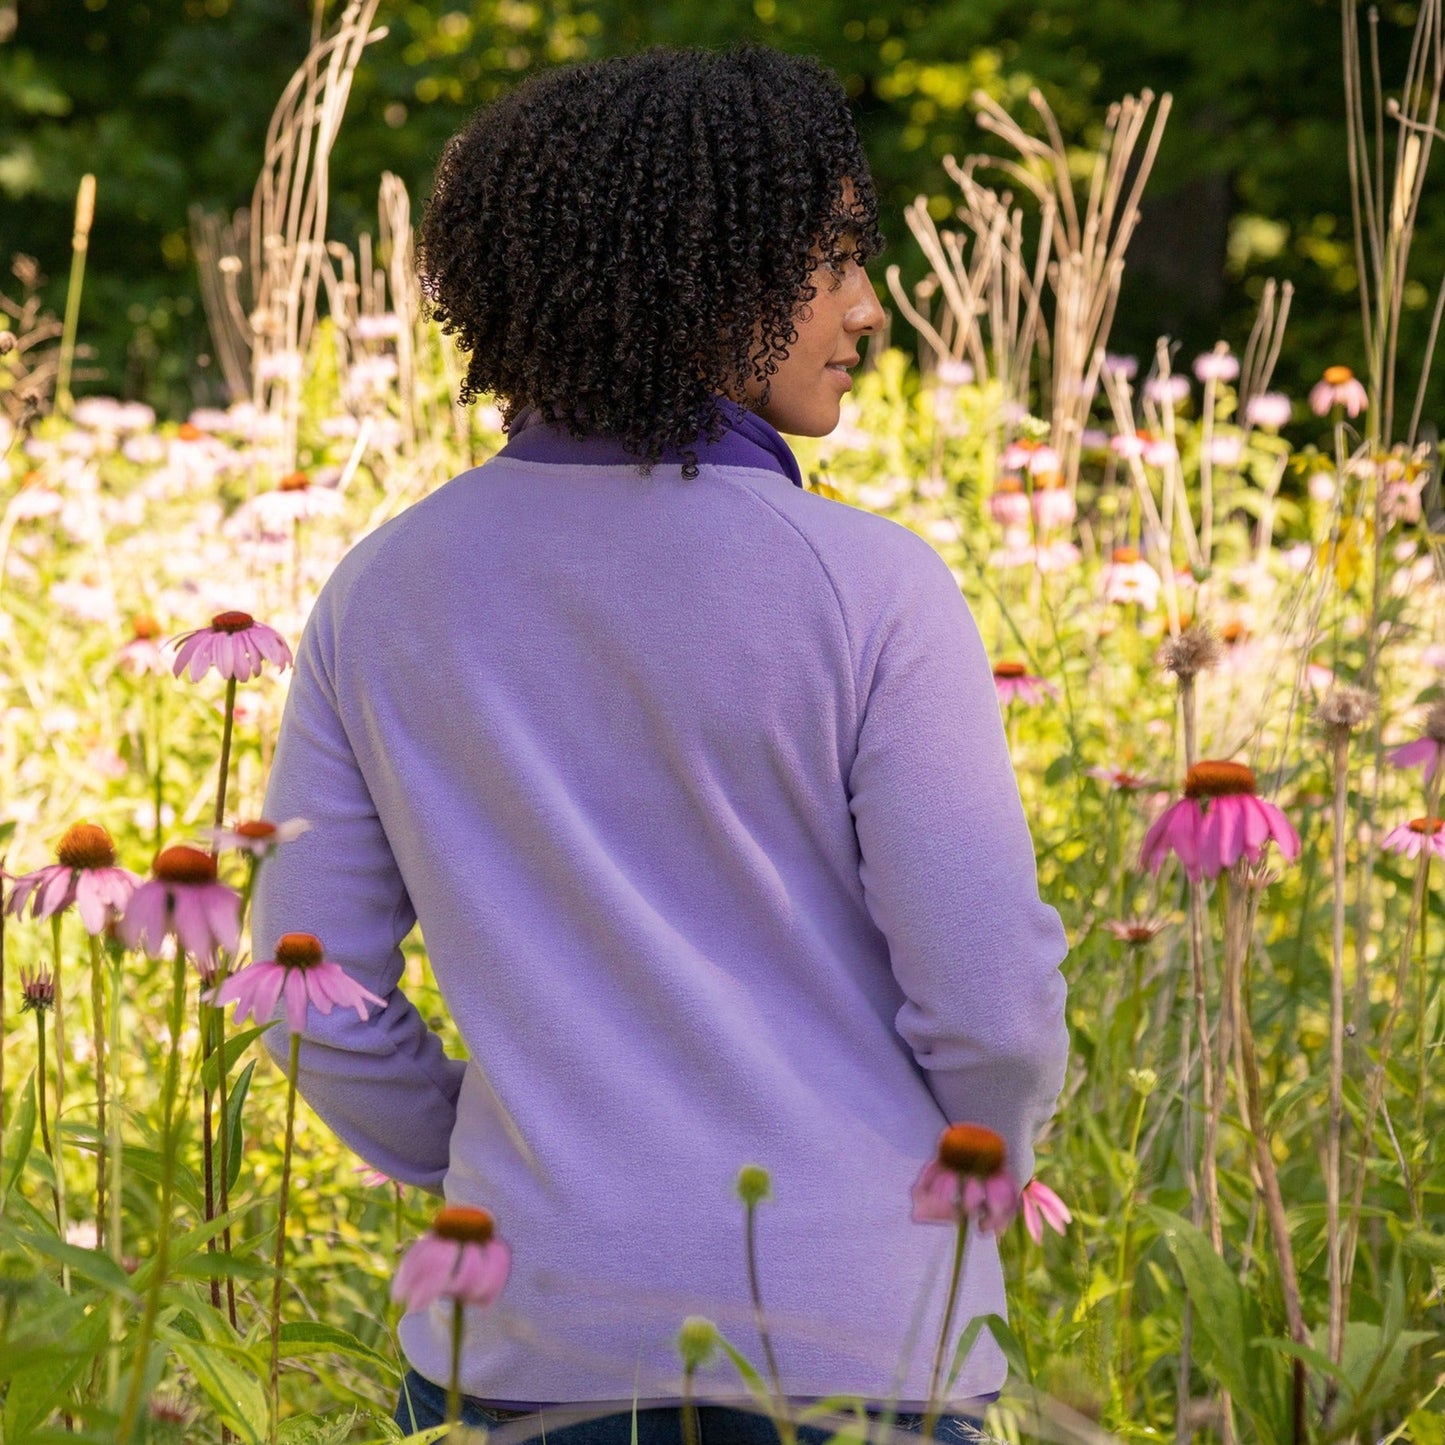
[
  {"xmin": 116, "ymin": 952, "xmax": 188, "ymax": 1445},
  {"xmin": 448, "ymin": 1298, "xmax": 465, "ymax": 1427},
  {"xmin": 682, "ymin": 1363, "xmax": 700, "ymax": 1445},
  {"xmin": 214, "ymin": 675, "xmax": 238, "ymax": 834},
  {"xmin": 106, "ymin": 942, "xmax": 124, "ymax": 1404},
  {"xmin": 922, "ymin": 1210, "xmax": 969, "ymax": 1442},
  {"xmin": 269, "ymin": 1032, "xmax": 301, "ymax": 1445},
  {"xmin": 88, "ymin": 933, "xmax": 107, "ymax": 1251},
  {"xmin": 744, "ymin": 1200, "xmax": 795, "ymax": 1445}
]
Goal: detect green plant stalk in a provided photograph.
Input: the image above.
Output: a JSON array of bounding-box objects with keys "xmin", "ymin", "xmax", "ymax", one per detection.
[
  {"xmin": 1111, "ymin": 1086, "xmax": 1150, "ymax": 1397},
  {"xmin": 48, "ymin": 916, "xmax": 70, "ymax": 1290},
  {"xmin": 106, "ymin": 942, "xmax": 124, "ymax": 1403},
  {"xmin": 1326, "ymin": 730, "xmax": 1350, "ymax": 1378},
  {"xmin": 269, "ymin": 1031, "xmax": 302, "ymax": 1445},
  {"xmin": 1, "ymin": 850, "xmax": 7, "ymax": 1199},
  {"xmin": 88, "ymin": 933, "xmax": 107, "ymax": 1250},
  {"xmin": 681, "ymin": 1362, "xmax": 700, "ymax": 1445},
  {"xmin": 34, "ymin": 1006, "xmax": 55, "ymax": 1185},
  {"xmin": 1414, "ymin": 855, "xmax": 1430, "ymax": 1145},
  {"xmin": 214, "ymin": 675, "xmax": 238, "ymax": 833},
  {"xmin": 214, "ymin": 978, "xmax": 237, "ymax": 1329},
  {"xmin": 743, "ymin": 1198, "xmax": 795, "ymax": 1445},
  {"xmin": 198, "ymin": 994, "xmax": 220, "ymax": 1312},
  {"xmin": 447, "ymin": 1297, "xmax": 464, "ymax": 1427},
  {"xmin": 53, "ymin": 174, "xmax": 95, "ymax": 415},
  {"xmin": 116, "ymin": 951, "xmax": 188, "ymax": 1445},
  {"xmin": 921, "ymin": 1210, "xmax": 969, "ymax": 1442}
]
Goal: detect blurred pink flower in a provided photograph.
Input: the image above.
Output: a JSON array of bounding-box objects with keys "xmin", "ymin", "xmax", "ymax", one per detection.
[
  {"xmin": 392, "ymin": 1206, "xmax": 512, "ymax": 1311},
  {"xmin": 1140, "ymin": 761, "xmax": 1301, "ymax": 881},
  {"xmin": 935, "ymin": 358, "xmax": 975, "ymax": 387},
  {"xmin": 1245, "ymin": 392, "xmax": 1292, "ymax": 429},
  {"xmin": 354, "ymin": 1164, "xmax": 394, "ymax": 1188},
  {"xmin": 1086, "ymin": 767, "xmax": 1159, "ymax": 792},
  {"xmin": 1105, "ymin": 916, "xmax": 1172, "ymax": 945},
  {"xmin": 912, "ymin": 1124, "xmax": 1020, "ymax": 1235},
  {"xmin": 1309, "ymin": 365, "xmax": 1368, "ymax": 417},
  {"xmin": 116, "ymin": 614, "xmax": 169, "ymax": 677},
  {"xmin": 1020, "ymin": 1178, "xmax": 1072, "ymax": 1244},
  {"xmin": 1000, "ymin": 440, "xmax": 1061, "ymax": 476},
  {"xmin": 1102, "ymin": 353, "xmax": 1138, "ymax": 380},
  {"xmin": 1031, "ymin": 484, "xmax": 1076, "ymax": 530},
  {"xmin": 170, "ymin": 610, "xmax": 292, "ymax": 683},
  {"xmin": 988, "ymin": 481, "xmax": 1031, "ymax": 528},
  {"xmin": 1101, "ymin": 547, "xmax": 1162, "ymax": 609},
  {"xmin": 1381, "ymin": 816, "xmax": 1445, "ymax": 860},
  {"xmin": 1192, "ymin": 349, "xmax": 1239, "ymax": 384},
  {"xmin": 5, "ymin": 822, "xmax": 140, "ymax": 935},
  {"xmin": 119, "ymin": 846, "xmax": 242, "ymax": 978},
  {"xmin": 207, "ymin": 931, "xmax": 385, "ymax": 1034},
  {"xmin": 1388, "ymin": 707, "xmax": 1445, "ymax": 785},
  {"xmin": 207, "ymin": 817, "xmax": 311, "ymax": 859},
  {"xmin": 992, "ymin": 661, "xmax": 1053, "ymax": 707},
  {"xmin": 1144, "ymin": 375, "xmax": 1190, "ymax": 407}
]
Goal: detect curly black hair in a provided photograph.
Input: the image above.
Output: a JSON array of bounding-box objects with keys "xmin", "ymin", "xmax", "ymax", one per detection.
[{"xmin": 417, "ymin": 42, "xmax": 886, "ymax": 474}]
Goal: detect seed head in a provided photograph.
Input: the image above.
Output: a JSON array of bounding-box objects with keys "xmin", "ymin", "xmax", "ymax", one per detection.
[
  {"xmin": 431, "ymin": 1205, "xmax": 495, "ymax": 1244},
  {"xmin": 210, "ymin": 610, "xmax": 255, "ymax": 634},
  {"xmin": 936, "ymin": 1122, "xmax": 1007, "ymax": 1177},
  {"xmin": 1408, "ymin": 816, "xmax": 1444, "ymax": 834},
  {"xmin": 279, "ymin": 471, "xmax": 310, "ymax": 493},
  {"xmin": 1314, "ymin": 684, "xmax": 1377, "ymax": 735},
  {"xmin": 236, "ymin": 820, "xmax": 277, "ymax": 840},
  {"xmin": 1183, "ymin": 761, "xmax": 1258, "ymax": 799},
  {"xmin": 152, "ymin": 846, "xmax": 218, "ymax": 885},
  {"xmin": 1159, "ymin": 624, "xmax": 1223, "ymax": 680},
  {"xmin": 1323, "ymin": 364, "xmax": 1355, "ymax": 385},
  {"xmin": 274, "ymin": 932, "xmax": 324, "ymax": 969},
  {"xmin": 992, "ymin": 660, "xmax": 1027, "ymax": 679},
  {"xmin": 56, "ymin": 821, "xmax": 117, "ymax": 870}
]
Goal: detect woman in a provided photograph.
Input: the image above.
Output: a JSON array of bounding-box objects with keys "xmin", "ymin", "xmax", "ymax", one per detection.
[{"xmin": 253, "ymin": 40, "xmax": 1070, "ymax": 1445}]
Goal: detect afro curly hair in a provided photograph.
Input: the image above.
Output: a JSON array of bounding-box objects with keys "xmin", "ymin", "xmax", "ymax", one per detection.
[{"xmin": 417, "ymin": 41, "xmax": 886, "ymax": 475}]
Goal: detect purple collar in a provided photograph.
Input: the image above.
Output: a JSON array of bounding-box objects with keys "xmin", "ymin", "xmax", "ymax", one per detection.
[{"xmin": 495, "ymin": 397, "xmax": 803, "ymax": 488}]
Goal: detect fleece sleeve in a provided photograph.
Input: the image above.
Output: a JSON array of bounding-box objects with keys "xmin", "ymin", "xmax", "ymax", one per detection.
[
  {"xmin": 252, "ymin": 588, "xmax": 466, "ymax": 1194},
  {"xmin": 845, "ymin": 538, "xmax": 1070, "ymax": 1185}
]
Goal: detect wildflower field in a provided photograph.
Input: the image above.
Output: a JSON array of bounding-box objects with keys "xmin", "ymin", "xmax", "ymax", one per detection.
[{"xmin": 3, "ymin": 1, "xmax": 1445, "ymax": 1442}]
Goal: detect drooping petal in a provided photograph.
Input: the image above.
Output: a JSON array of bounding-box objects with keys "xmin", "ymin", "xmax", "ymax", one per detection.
[
  {"xmin": 119, "ymin": 882, "xmax": 171, "ymax": 956},
  {"xmin": 1140, "ymin": 801, "xmax": 1189, "ymax": 873},
  {"xmin": 1212, "ymin": 795, "xmax": 1248, "ymax": 870},
  {"xmin": 201, "ymin": 883, "xmax": 242, "ymax": 957},
  {"xmin": 34, "ymin": 866, "xmax": 79, "ymax": 919},
  {"xmin": 447, "ymin": 1239, "xmax": 511, "ymax": 1307},
  {"xmin": 392, "ymin": 1235, "xmax": 455, "ymax": 1312},
  {"xmin": 170, "ymin": 630, "xmax": 206, "ymax": 679},
  {"xmin": 253, "ymin": 624, "xmax": 293, "ymax": 669},
  {"xmin": 910, "ymin": 1160, "xmax": 961, "ymax": 1224},
  {"xmin": 282, "ymin": 967, "xmax": 310, "ymax": 1033},
  {"xmin": 230, "ymin": 961, "xmax": 288, "ymax": 1027},
  {"xmin": 1167, "ymin": 803, "xmax": 1204, "ymax": 879},
  {"xmin": 171, "ymin": 887, "xmax": 215, "ymax": 966},
  {"xmin": 1259, "ymin": 799, "xmax": 1301, "ymax": 863},
  {"xmin": 1021, "ymin": 1193, "xmax": 1043, "ymax": 1245},
  {"xmin": 76, "ymin": 868, "xmax": 139, "ymax": 936},
  {"xmin": 1023, "ymin": 1179, "xmax": 1071, "ymax": 1236},
  {"xmin": 4, "ymin": 871, "xmax": 42, "ymax": 918}
]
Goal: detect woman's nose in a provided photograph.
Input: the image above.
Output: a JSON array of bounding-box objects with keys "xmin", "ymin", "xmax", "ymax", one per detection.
[{"xmin": 848, "ymin": 274, "xmax": 887, "ymax": 336}]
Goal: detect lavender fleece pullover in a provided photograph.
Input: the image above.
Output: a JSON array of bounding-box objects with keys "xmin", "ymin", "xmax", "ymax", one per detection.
[{"xmin": 253, "ymin": 401, "xmax": 1070, "ymax": 1411}]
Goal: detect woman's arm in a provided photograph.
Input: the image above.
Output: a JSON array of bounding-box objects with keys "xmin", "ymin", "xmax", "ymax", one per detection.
[
  {"xmin": 252, "ymin": 594, "xmax": 465, "ymax": 1194},
  {"xmin": 846, "ymin": 540, "xmax": 1070, "ymax": 1185}
]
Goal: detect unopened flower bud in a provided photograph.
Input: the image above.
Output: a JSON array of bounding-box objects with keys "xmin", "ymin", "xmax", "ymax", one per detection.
[
  {"xmin": 735, "ymin": 1164, "xmax": 771, "ymax": 1207},
  {"xmin": 676, "ymin": 1316, "xmax": 719, "ymax": 1371}
]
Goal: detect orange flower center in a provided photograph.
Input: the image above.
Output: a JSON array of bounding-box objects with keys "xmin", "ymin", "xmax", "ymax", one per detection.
[
  {"xmin": 131, "ymin": 613, "xmax": 161, "ymax": 641},
  {"xmin": 1221, "ymin": 620, "xmax": 1248, "ymax": 644},
  {"xmin": 177, "ymin": 422, "xmax": 202, "ymax": 441},
  {"xmin": 211, "ymin": 610, "xmax": 255, "ymax": 633},
  {"xmin": 152, "ymin": 846, "xmax": 218, "ymax": 885},
  {"xmin": 236, "ymin": 820, "xmax": 278, "ymax": 839},
  {"xmin": 992, "ymin": 661, "xmax": 1027, "ymax": 679},
  {"xmin": 936, "ymin": 1123, "xmax": 1007, "ymax": 1177},
  {"xmin": 994, "ymin": 478, "xmax": 1023, "ymax": 494},
  {"xmin": 275, "ymin": 932, "xmax": 324, "ymax": 969},
  {"xmin": 1122, "ymin": 924, "xmax": 1159, "ymax": 943},
  {"xmin": 279, "ymin": 471, "xmax": 310, "ymax": 493},
  {"xmin": 56, "ymin": 821, "xmax": 117, "ymax": 870},
  {"xmin": 1184, "ymin": 761, "xmax": 1258, "ymax": 799},
  {"xmin": 431, "ymin": 1205, "xmax": 496, "ymax": 1244},
  {"xmin": 1112, "ymin": 546, "xmax": 1141, "ymax": 565},
  {"xmin": 1407, "ymin": 817, "xmax": 1444, "ymax": 834},
  {"xmin": 1323, "ymin": 365, "xmax": 1355, "ymax": 385}
]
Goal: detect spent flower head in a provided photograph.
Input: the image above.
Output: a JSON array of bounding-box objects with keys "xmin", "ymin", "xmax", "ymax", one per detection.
[
  {"xmin": 1314, "ymin": 684, "xmax": 1377, "ymax": 736},
  {"xmin": 1158, "ymin": 624, "xmax": 1223, "ymax": 681},
  {"xmin": 207, "ymin": 817, "xmax": 311, "ymax": 859}
]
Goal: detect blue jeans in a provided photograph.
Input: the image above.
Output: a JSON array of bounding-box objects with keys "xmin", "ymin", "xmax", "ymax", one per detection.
[{"xmin": 393, "ymin": 1370, "xmax": 993, "ymax": 1442}]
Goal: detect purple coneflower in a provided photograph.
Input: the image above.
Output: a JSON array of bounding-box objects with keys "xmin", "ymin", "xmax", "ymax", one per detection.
[
  {"xmin": 118, "ymin": 846, "xmax": 242, "ymax": 978},
  {"xmin": 5, "ymin": 822, "xmax": 140, "ymax": 936},
  {"xmin": 1140, "ymin": 761, "xmax": 1301, "ymax": 881},
  {"xmin": 116, "ymin": 614, "xmax": 169, "ymax": 677},
  {"xmin": 1245, "ymin": 392, "xmax": 1292, "ymax": 429},
  {"xmin": 169, "ymin": 610, "xmax": 292, "ymax": 684},
  {"xmin": 988, "ymin": 478, "xmax": 1031, "ymax": 528},
  {"xmin": 1144, "ymin": 375, "xmax": 1190, "ymax": 407},
  {"xmin": 1020, "ymin": 1178, "xmax": 1072, "ymax": 1244},
  {"xmin": 1387, "ymin": 704, "xmax": 1445, "ymax": 786},
  {"xmin": 992, "ymin": 660, "xmax": 1053, "ymax": 708},
  {"xmin": 1193, "ymin": 349, "xmax": 1240, "ymax": 384},
  {"xmin": 911, "ymin": 1123, "xmax": 1020, "ymax": 1235},
  {"xmin": 207, "ymin": 931, "xmax": 385, "ymax": 1033},
  {"xmin": 1102, "ymin": 353, "xmax": 1138, "ymax": 380},
  {"xmin": 392, "ymin": 1205, "xmax": 512, "ymax": 1312},
  {"xmin": 1030, "ymin": 481, "xmax": 1076, "ymax": 530},
  {"xmin": 935, "ymin": 358, "xmax": 975, "ymax": 387},
  {"xmin": 1309, "ymin": 365, "xmax": 1369, "ymax": 417},
  {"xmin": 207, "ymin": 817, "xmax": 311, "ymax": 859},
  {"xmin": 1381, "ymin": 816, "xmax": 1445, "ymax": 860},
  {"xmin": 1086, "ymin": 767, "xmax": 1158, "ymax": 792},
  {"xmin": 1101, "ymin": 546, "xmax": 1163, "ymax": 609}
]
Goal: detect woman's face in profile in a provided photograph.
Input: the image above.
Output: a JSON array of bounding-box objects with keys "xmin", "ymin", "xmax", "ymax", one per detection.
[{"xmin": 736, "ymin": 177, "xmax": 887, "ymax": 438}]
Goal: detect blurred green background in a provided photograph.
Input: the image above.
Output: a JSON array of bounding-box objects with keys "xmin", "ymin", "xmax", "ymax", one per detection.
[{"xmin": 0, "ymin": 0, "xmax": 1439, "ymax": 422}]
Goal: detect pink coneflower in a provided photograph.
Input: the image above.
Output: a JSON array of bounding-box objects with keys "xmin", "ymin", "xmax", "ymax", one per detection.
[
  {"xmin": 1020, "ymin": 1178, "xmax": 1072, "ymax": 1244},
  {"xmin": 5, "ymin": 823, "xmax": 140, "ymax": 936},
  {"xmin": 1086, "ymin": 767, "xmax": 1159, "ymax": 792},
  {"xmin": 1140, "ymin": 761, "xmax": 1302, "ymax": 881},
  {"xmin": 169, "ymin": 610, "xmax": 292, "ymax": 684},
  {"xmin": 992, "ymin": 660, "xmax": 1053, "ymax": 707},
  {"xmin": 392, "ymin": 1205, "xmax": 512, "ymax": 1311},
  {"xmin": 935, "ymin": 358, "xmax": 975, "ymax": 387},
  {"xmin": 1102, "ymin": 353, "xmax": 1138, "ymax": 380},
  {"xmin": 354, "ymin": 1164, "xmax": 394, "ymax": 1188},
  {"xmin": 1309, "ymin": 365, "xmax": 1369, "ymax": 417},
  {"xmin": 1030, "ymin": 481, "xmax": 1076, "ymax": 530},
  {"xmin": 911, "ymin": 1123, "xmax": 1020, "ymax": 1235},
  {"xmin": 1144, "ymin": 375, "xmax": 1190, "ymax": 407},
  {"xmin": 207, "ymin": 817, "xmax": 311, "ymax": 859},
  {"xmin": 250, "ymin": 471, "xmax": 343, "ymax": 532},
  {"xmin": 1101, "ymin": 547, "xmax": 1163, "ymax": 609},
  {"xmin": 116, "ymin": 613, "xmax": 169, "ymax": 677},
  {"xmin": 118, "ymin": 846, "xmax": 242, "ymax": 977},
  {"xmin": 1192, "ymin": 349, "xmax": 1239, "ymax": 384},
  {"xmin": 1387, "ymin": 704, "xmax": 1445, "ymax": 785},
  {"xmin": 1142, "ymin": 434, "xmax": 1179, "ymax": 467},
  {"xmin": 1105, "ymin": 916, "xmax": 1172, "ymax": 945},
  {"xmin": 1245, "ymin": 392, "xmax": 1292, "ymax": 429},
  {"xmin": 1110, "ymin": 431, "xmax": 1147, "ymax": 460},
  {"xmin": 999, "ymin": 439, "xmax": 1062, "ymax": 477},
  {"xmin": 988, "ymin": 478, "xmax": 1031, "ymax": 528},
  {"xmin": 1381, "ymin": 816, "xmax": 1445, "ymax": 860},
  {"xmin": 207, "ymin": 931, "xmax": 385, "ymax": 1034}
]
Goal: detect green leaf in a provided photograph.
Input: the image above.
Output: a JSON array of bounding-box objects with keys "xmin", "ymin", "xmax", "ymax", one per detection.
[
  {"xmin": 712, "ymin": 1329, "xmax": 777, "ymax": 1414},
  {"xmin": 4, "ymin": 1227, "xmax": 134, "ymax": 1293},
  {"xmin": 119, "ymin": 1145, "xmax": 205, "ymax": 1214},
  {"xmin": 2, "ymin": 1070, "xmax": 37, "ymax": 1199},
  {"xmin": 276, "ymin": 1320, "xmax": 400, "ymax": 1376},
  {"xmin": 980, "ymin": 1313, "xmax": 1032, "ymax": 1385},
  {"xmin": 943, "ymin": 1315, "xmax": 987, "ymax": 1396},
  {"xmin": 170, "ymin": 1249, "xmax": 274, "ymax": 1282},
  {"xmin": 226, "ymin": 1058, "xmax": 257, "ymax": 1192},
  {"xmin": 204, "ymin": 1024, "xmax": 275, "ymax": 1092},
  {"xmin": 277, "ymin": 1411, "xmax": 361, "ymax": 1445},
  {"xmin": 168, "ymin": 1334, "xmax": 268, "ymax": 1443}
]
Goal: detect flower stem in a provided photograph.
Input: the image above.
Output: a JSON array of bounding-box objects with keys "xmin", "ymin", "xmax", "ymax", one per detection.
[
  {"xmin": 214, "ymin": 674, "xmax": 238, "ymax": 834},
  {"xmin": 1326, "ymin": 732, "xmax": 1350, "ymax": 1376},
  {"xmin": 922, "ymin": 1210, "xmax": 969, "ymax": 1442},
  {"xmin": 744, "ymin": 1198, "xmax": 795, "ymax": 1445},
  {"xmin": 88, "ymin": 933, "xmax": 107, "ymax": 1251},
  {"xmin": 35, "ymin": 1007, "xmax": 55, "ymax": 1188},
  {"xmin": 215, "ymin": 982, "xmax": 237, "ymax": 1328},
  {"xmin": 269, "ymin": 1032, "xmax": 301, "ymax": 1445},
  {"xmin": 681, "ymin": 1363, "xmax": 700, "ymax": 1445},
  {"xmin": 106, "ymin": 940, "xmax": 124, "ymax": 1404},
  {"xmin": 116, "ymin": 952, "xmax": 188, "ymax": 1445},
  {"xmin": 448, "ymin": 1297, "xmax": 465, "ymax": 1427},
  {"xmin": 199, "ymin": 992, "xmax": 219, "ymax": 1312}
]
